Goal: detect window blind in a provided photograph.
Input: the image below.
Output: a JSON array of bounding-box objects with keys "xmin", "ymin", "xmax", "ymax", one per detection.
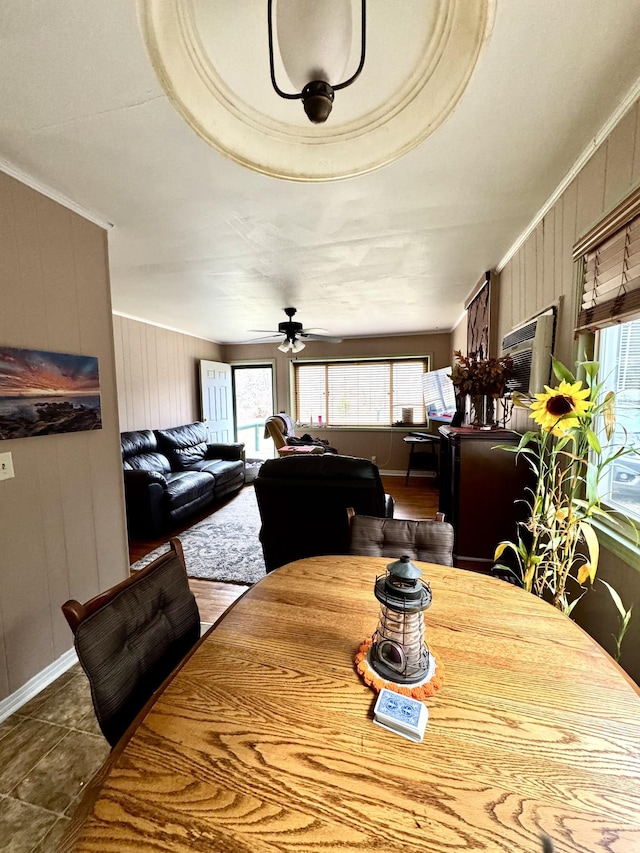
[
  {"xmin": 294, "ymin": 358, "xmax": 428, "ymax": 426},
  {"xmin": 574, "ymin": 188, "xmax": 640, "ymax": 333}
]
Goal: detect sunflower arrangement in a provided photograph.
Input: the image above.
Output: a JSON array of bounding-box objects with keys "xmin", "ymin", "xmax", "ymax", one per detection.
[{"xmin": 494, "ymin": 357, "xmax": 636, "ymax": 619}]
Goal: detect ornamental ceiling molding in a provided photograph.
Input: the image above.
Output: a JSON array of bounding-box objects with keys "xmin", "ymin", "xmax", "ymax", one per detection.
[{"xmin": 137, "ymin": 0, "xmax": 494, "ymax": 182}]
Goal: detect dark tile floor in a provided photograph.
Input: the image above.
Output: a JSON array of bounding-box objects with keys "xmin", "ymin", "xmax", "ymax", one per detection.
[{"xmin": 0, "ymin": 665, "xmax": 109, "ymax": 853}]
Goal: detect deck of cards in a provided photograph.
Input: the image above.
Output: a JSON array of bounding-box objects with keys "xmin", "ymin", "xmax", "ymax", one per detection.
[{"xmin": 373, "ymin": 688, "xmax": 428, "ymax": 743}]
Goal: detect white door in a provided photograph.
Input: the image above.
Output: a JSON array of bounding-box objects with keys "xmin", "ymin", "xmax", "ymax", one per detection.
[{"xmin": 200, "ymin": 360, "xmax": 234, "ymax": 443}]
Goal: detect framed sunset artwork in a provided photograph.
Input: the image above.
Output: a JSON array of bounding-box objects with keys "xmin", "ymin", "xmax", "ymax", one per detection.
[{"xmin": 0, "ymin": 346, "xmax": 102, "ymax": 440}]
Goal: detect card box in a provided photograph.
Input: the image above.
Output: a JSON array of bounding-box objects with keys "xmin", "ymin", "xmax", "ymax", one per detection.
[{"xmin": 373, "ymin": 688, "xmax": 428, "ymax": 743}]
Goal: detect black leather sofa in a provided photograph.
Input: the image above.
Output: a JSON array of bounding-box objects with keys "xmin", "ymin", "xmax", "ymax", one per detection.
[
  {"xmin": 254, "ymin": 454, "xmax": 394, "ymax": 572},
  {"xmin": 121, "ymin": 422, "xmax": 245, "ymax": 537}
]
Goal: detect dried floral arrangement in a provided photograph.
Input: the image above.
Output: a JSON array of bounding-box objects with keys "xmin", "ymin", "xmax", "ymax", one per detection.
[{"xmin": 448, "ymin": 350, "xmax": 516, "ymax": 397}]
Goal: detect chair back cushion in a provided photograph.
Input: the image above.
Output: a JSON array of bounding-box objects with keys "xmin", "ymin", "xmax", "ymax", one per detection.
[
  {"xmin": 155, "ymin": 422, "xmax": 208, "ymax": 470},
  {"xmin": 72, "ymin": 550, "xmax": 200, "ymax": 746},
  {"xmin": 349, "ymin": 515, "xmax": 455, "ymax": 566},
  {"xmin": 264, "ymin": 414, "xmax": 290, "ymax": 448},
  {"xmin": 254, "ymin": 455, "xmax": 389, "ymax": 571}
]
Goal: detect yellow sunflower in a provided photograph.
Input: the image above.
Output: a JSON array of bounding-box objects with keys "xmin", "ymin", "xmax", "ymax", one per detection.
[{"xmin": 529, "ymin": 380, "xmax": 593, "ymax": 435}]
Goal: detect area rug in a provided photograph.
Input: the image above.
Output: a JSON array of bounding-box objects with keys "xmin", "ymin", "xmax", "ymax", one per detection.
[{"xmin": 130, "ymin": 486, "xmax": 266, "ymax": 585}]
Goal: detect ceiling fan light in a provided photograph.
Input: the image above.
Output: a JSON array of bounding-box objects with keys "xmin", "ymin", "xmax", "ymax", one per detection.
[
  {"xmin": 278, "ymin": 341, "xmax": 292, "ymax": 353},
  {"xmin": 291, "ymin": 339, "xmax": 306, "ymax": 354}
]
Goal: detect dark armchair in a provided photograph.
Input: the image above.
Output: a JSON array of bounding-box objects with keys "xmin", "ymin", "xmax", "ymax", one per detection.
[{"xmin": 254, "ymin": 454, "xmax": 394, "ymax": 572}]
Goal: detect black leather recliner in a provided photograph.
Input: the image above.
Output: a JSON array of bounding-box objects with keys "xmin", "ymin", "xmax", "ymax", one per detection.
[
  {"xmin": 254, "ymin": 454, "xmax": 394, "ymax": 572},
  {"xmin": 121, "ymin": 422, "xmax": 245, "ymax": 537}
]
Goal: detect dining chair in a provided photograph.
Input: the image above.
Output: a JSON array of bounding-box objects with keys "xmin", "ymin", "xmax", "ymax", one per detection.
[
  {"xmin": 348, "ymin": 512, "xmax": 455, "ymax": 566},
  {"xmin": 61, "ymin": 538, "xmax": 201, "ymax": 747}
]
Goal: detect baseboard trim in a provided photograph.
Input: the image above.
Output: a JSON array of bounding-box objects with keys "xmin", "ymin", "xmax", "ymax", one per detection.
[
  {"xmin": 0, "ymin": 622, "xmax": 215, "ymax": 723},
  {"xmin": 379, "ymin": 469, "xmax": 437, "ymax": 479},
  {"xmin": 0, "ymin": 648, "xmax": 79, "ymax": 724}
]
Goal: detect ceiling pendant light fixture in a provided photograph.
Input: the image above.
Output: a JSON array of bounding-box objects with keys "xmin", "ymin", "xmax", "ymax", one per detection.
[
  {"xmin": 267, "ymin": 0, "xmax": 366, "ymax": 124},
  {"xmin": 138, "ymin": 1, "xmax": 495, "ymax": 181}
]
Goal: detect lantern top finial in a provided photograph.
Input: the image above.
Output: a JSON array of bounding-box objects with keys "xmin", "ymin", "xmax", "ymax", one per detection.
[{"xmin": 386, "ymin": 555, "xmax": 422, "ymax": 580}]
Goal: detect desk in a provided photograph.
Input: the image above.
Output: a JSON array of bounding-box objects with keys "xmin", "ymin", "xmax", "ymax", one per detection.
[
  {"xmin": 403, "ymin": 434, "xmax": 439, "ymax": 484},
  {"xmin": 62, "ymin": 557, "xmax": 640, "ymax": 852}
]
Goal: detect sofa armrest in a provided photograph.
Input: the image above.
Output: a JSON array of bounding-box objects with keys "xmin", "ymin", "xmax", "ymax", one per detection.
[
  {"xmin": 122, "ymin": 470, "xmax": 167, "ymax": 537},
  {"xmin": 205, "ymin": 442, "xmax": 245, "ymax": 462},
  {"xmin": 123, "ymin": 469, "xmax": 168, "ymax": 488}
]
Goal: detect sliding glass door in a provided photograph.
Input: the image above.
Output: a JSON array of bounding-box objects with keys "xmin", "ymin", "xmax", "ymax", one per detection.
[{"xmin": 232, "ymin": 364, "xmax": 275, "ymax": 459}]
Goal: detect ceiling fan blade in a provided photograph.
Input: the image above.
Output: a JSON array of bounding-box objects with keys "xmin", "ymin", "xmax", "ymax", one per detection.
[
  {"xmin": 300, "ymin": 327, "xmax": 329, "ymax": 334},
  {"xmin": 300, "ymin": 333, "xmax": 343, "ymax": 343},
  {"xmin": 241, "ymin": 334, "xmax": 283, "ymax": 343},
  {"xmin": 248, "ymin": 329, "xmax": 281, "ymax": 334}
]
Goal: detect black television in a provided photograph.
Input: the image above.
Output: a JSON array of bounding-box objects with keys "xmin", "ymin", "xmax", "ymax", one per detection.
[{"xmin": 422, "ymin": 367, "xmax": 456, "ymax": 424}]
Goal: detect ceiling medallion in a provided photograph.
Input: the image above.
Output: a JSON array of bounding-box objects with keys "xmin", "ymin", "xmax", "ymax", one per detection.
[{"xmin": 138, "ymin": 0, "xmax": 494, "ymax": 182}]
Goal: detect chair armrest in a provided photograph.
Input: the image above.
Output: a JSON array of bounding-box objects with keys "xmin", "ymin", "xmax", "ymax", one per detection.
[{"xmin": 205, "ymin": 442, "xmax": 245, "ymax": 462}]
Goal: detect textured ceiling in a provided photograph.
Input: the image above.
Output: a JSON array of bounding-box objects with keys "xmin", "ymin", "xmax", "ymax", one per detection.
[{"xmin": 1, "ymin": 0, "xmax": 640, "ymax": 344}]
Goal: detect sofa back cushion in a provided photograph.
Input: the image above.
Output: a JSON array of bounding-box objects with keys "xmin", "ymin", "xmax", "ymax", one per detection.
[
  {"xmin": 121, "ymin": 430, "xmax": 172, "ymax": 473},
  {"xmin": 155, "ymin": 422, "xmax": 208, "ymax": 470},
  {"xmin": 125, "ymin": 453, "xmax": 171, "ymax": 473}
]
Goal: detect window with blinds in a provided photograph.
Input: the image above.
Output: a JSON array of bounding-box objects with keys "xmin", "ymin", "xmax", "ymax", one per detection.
[
  {"xmin": 575, "ymin": 189, "xmax": 640, "ymax": 332},
  {"xmin": 574, "ymin": 187, "xmax": 640, "ymax": 527},
  {"xmin": 293, "ymin": 358, "xmax": 429, "ymax": 426},
  {"xmin": 597, "ymin": 319, "xmax": 640, "ymax": 525}
]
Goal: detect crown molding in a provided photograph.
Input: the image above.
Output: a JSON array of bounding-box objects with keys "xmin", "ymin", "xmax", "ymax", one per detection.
[
  {"xmin": 496, "ymin": 73, "xmax": 640, "ymax": 274},
  {"xmin": 0, "ymin": 157, "xmax": 113, "ymax": 229},
  {"xmin": 112, "ymin": 311, "xmax": 222, "ymax": 344}
]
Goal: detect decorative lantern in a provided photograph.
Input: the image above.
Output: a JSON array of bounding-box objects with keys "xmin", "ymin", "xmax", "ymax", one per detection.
[{"xmin": 369, "ymin": 555, "xmax": 432, "ymax": 685}]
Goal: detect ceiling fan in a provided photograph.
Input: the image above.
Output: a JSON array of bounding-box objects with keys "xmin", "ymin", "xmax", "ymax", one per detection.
[{"xmin": 249, "ymin": 307, "xmax": 343, "ymax": 353}]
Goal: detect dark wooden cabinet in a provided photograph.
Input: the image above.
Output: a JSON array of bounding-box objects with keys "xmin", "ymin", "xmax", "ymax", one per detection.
[{"xmin": 438, "ymin": 425, "xmax": 532, "ymax": 572}]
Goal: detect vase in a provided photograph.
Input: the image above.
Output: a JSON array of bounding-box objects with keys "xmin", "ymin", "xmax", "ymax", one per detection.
[{"xmin": 465, "ymin": 394, "xmax": 496, "ymax": 429}]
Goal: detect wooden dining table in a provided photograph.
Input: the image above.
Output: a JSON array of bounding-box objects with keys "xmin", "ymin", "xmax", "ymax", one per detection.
[{"xmin": 62, "ymin": 556, "xmax": 640, "ymax": 853}]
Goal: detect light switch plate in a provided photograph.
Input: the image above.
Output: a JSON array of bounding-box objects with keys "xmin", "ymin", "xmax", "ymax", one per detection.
[{"xmin": 0, "ymin": 451, "xmax": 15, "ymax": 481}]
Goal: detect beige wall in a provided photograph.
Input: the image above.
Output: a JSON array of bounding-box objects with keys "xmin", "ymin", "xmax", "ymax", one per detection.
[
  {"xmin": 497, "ymin": 96, "xmax": 640, "ymax": 680},
  {"xmin": 113, "ymin": 315, "xmax": 222, "ymax": 432},
  {"xmin": 450, "ymin": 314, "xmax": 467, "ymax": 362},
  {"xmin": 0, "ymin": 171, "xmax": 129, "ymax": 701},
  {"xmin": 222, "ymin": 332, "xmax": 451, "ymax": 471}
]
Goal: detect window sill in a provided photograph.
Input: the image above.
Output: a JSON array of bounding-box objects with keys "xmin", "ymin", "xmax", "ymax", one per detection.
[
  {"xmin": 296, "ymin": 425, "xmax": 430, "ymax": 432},
  {"xmin": 592, "ymin": 518, "xmax": 640, "ymax": 574}
]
